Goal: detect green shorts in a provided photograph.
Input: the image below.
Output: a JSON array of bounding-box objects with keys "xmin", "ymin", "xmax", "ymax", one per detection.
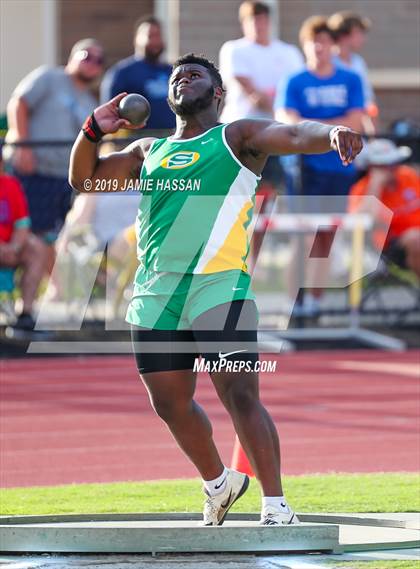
[{"xmin": 126, "ymin": 268, "xmax": 256, "ymax": 330}]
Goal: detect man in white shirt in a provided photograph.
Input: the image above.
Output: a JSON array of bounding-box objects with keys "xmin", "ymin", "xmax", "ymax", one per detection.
[
  {"xmin": 219, "ymin": 1, "xmax": 304, "ymax": 267},
  {"xmin": 219, "ymin": 1, "xmax": 303, "ymax": 123}
]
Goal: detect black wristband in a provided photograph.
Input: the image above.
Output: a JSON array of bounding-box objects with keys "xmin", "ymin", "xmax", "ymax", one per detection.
[{"xmin": 82, "ymin": 112, "xmax": 105, "ymax": 143}]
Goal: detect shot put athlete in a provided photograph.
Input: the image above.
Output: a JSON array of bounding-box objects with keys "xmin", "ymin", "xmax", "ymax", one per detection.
[{"xmin": 69, "ymin": 54, "xmax": 362, "ymax": 526}]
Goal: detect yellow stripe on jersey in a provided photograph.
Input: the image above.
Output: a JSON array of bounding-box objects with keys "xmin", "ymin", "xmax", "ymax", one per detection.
[{"xmin": 202, "ymin": 199, "xmax": 254, "ymax": 273}]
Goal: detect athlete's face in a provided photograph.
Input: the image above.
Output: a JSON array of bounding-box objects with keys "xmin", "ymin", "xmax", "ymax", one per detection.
[{"xmin": 168, "ymin": 64, "xmax": 220, "ymax": 116}]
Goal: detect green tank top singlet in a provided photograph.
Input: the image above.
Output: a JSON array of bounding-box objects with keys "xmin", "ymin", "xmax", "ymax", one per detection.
[{"xmin": 135, "ymin": 123, "xmax": 261, "ymax": 275}]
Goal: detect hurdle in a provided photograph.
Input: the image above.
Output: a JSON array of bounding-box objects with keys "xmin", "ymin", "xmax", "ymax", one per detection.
[{"xmin": 255, "ymin": 212, "xmax": 406, "ymax": 352}]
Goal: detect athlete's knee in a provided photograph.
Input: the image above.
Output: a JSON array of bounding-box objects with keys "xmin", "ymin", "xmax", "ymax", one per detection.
[
  {"xmin": 151, "ymin": 397, "xmax": 178, "ymax": 423},
  {"xmin": 150, "ymin": 394, "xmax": 192, "ymax": 424},
  {"xmin": 219, "ymin": 375, "xmax": 259, "ymax": 415}
]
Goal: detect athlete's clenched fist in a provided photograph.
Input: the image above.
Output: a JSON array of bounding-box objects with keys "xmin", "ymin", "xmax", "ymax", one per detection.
[{"xmin": 329, "ymin": 126, "xmax": 363, "ymax": 166}]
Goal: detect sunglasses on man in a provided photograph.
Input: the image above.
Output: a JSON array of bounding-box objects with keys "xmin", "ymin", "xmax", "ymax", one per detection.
[{"xmin": 77, "ymin": 49, "xmax": 105, "ymax": 65}]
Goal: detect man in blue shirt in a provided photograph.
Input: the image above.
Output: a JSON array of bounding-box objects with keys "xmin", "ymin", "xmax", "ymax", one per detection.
[
  {"xmin": 276, "ymin": 15, "xmax": 365, "ymax": 313},
  {"xmin": 328, "ymin": 11, "xmax": 377, "ymax": 132},
  {"xmin": 279, "ymin": 16, "xmax": 364, "ymax": 187},
  {"xmin": 101, "ymin": 17, "xmax": 175, "ymax": 131}
]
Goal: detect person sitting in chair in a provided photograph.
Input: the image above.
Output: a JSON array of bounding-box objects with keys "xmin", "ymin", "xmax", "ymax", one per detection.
[
  {"xmin": 0, "ymin": 151, "xmax": 47, "ymax": 329},
  {"xmin": 349, "ymin": 138, "xmax": 420, "ymax": 279}
]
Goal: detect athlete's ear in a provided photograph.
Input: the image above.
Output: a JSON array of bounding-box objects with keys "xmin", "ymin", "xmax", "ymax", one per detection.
[{"xmin": 214, "ymin": 86, "xmax": 223, "ymax": 101}]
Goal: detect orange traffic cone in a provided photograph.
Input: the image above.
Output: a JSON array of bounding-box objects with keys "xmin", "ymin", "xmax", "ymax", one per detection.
[{"xmin": 230, "ymin": 435, "xmax": 254, "ymax": 476}]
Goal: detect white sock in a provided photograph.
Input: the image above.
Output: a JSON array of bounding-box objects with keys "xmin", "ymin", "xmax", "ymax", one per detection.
[
  {"xmin": 203, "ymin": 466, "xmax": 228, "ymax": 496},
  {"xmin": 262, "ymin": 496, "xmax": 289, "ymax": 512}
]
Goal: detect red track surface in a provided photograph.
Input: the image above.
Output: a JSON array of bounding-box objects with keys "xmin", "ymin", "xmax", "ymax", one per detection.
[{"xmin": 1, "ymin": 351, "xmax": 419, "ymax": 488}]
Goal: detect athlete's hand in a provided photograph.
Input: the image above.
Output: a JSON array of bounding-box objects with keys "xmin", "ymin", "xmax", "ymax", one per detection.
[
  {"xmin": 330, "ymin": 126, "xmax": 363, "ymax": 166},
  {"xmin": 93, "ymin": 93, "xmax": 145, "ymax": 133}
]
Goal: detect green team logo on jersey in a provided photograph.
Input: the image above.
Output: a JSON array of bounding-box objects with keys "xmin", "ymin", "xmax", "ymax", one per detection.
[{"xmin": 161, "ymin": 151, "xmax": 200, "ymax": 169}]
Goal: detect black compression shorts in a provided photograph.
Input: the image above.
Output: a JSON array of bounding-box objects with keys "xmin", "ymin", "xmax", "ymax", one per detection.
[{"xmin": 131, "ymin": 300, "xmax": 259, "ymax": 374}]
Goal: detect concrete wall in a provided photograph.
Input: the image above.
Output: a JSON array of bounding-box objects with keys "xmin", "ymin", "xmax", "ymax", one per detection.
[
  {"xmin": 0, "ymin": 0, "xmax": 56, "ymax": 113},
  {"xmin": 58, "ymin": 0, "xmax": 154, "ymax": 65},
  {"xmin": 178, "ymin": 0, "xmax": 241, "ymax": 63}
]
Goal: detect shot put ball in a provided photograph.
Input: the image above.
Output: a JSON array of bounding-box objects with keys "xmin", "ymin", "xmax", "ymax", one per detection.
[{"xmin": 118, "ymin": 94, "xmax": 151, "ymax": 125}]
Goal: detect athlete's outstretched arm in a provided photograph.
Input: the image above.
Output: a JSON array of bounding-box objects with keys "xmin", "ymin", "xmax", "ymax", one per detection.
[
  {"xmin": 243, "ymin": 119, "xmax": 363, "ymax": 166},
  {"xmin": 69, "ymin": 93, "xmax": 155, "ymax": 192}
]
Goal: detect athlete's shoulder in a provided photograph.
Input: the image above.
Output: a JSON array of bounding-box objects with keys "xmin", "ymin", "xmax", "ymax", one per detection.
[
  {"xmin": 123, "ymin": 136, "xmax": 159, "ymax": 160},
  {"xmin": 225, "ymin": 118, "xmax": 273, "ymax": 143}
]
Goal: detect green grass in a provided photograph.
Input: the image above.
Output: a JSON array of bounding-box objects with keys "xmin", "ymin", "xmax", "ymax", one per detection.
[
  {"xmin": 327, "ymin": 563, "xmax": 417, "ymax": 569},
  {"xmin": 1, "ymin": 473, "xmax": 419, "ymax": 516}
]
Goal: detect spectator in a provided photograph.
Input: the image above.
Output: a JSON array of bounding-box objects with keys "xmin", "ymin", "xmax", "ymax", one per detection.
[
  {"xmin": 100, "ymin": 16, "xmax": 175, "ymax": 131},
  {"xmin": 54, "ymin": 190, "xmax": 140, "ymax": 300},
  {"xmin": 219, "ymin": 0, "xmax": 304, "ymax": 270},
  {"xmin": 0, "ymin": 151, "xmax": 47, "ymax": 329},
  {"xmin": 219, "ymin": 1, "xmax": 303, "ymax": 123},
  {"xmin": 349, "ymin": 138, "xmax": 420, "ymax": 279},
  {"xmin": 59, "ymin": 191, "xmax": 139, "ymax": 255},
  {"xmin": 328, "ymin": 11, "xmax": 377, "ymax": 132},
  {"xmin": 4, "ymin": 38, "xmax": 104, "ymax": 265},
  {"xmin": 278, "ymin": 15, "xmax": 365, "ymax": 313}
]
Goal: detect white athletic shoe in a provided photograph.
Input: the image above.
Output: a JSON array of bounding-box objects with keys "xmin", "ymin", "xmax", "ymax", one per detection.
[
  {"xmin": 260, "ymin": 505, "xmax": 300, "ymax": 526},
  {"xmin": 203, "ymin": 469, "xmax": 250, "ymax": 526}
]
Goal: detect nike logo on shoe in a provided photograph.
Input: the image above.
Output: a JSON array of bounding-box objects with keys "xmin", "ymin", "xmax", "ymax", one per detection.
[
  {"xmin": 261, "ymin": 511, "xmax": 299, "ymax": 526},
  {"xmin": 218, "ymin": 349, "xmax": 247, "ymax": 359},
  {"xmin": 220, "ymin": 489, "xmax": 233, "ymax": 509},
  {"xmin": 288, "ymin": 513, "xmax": 298, "ymax": 524},
  {"xmin": 214, "ymin": 477, "xmax": 227, "ymax": 490}
]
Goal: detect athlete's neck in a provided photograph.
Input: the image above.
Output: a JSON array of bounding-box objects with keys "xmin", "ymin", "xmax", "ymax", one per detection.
[{"xmin": 172, "ymin": 111, "xmax": 219, "ymax": 140}]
